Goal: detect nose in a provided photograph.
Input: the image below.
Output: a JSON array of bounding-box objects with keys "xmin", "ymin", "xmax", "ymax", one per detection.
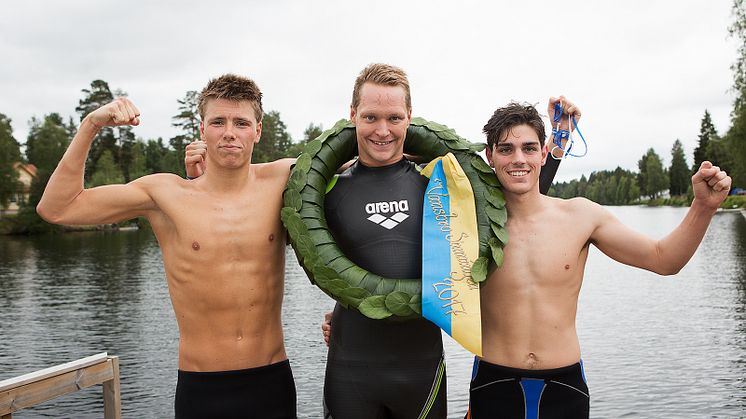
[
  {"xmin": 374, "ymin": 120, "xmax": 390, "ymax": 138},
  {"xmin": 222, "ymin": 122, "xmax": 236, "ymax": 141},
  {"xmin": 512, "ymin": 149, "xmax": 527, "ymax": 165}
]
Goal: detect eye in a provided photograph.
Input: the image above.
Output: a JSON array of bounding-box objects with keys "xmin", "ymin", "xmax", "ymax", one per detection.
[
  {"xmin": 497, "ymin": 146, "xmax": 512, "ymax": 155},
  {"xmin": 523, "ymin": 145, "xmax": 538, "ymax": 153},
  {"xmin": 364, "ymin": 115, "xmax": 375, "ymax": 122},
  {"xmin": 236, "ymin": 120, "xmax": 250, "ymax": 127},
  {"xmin": 211, "ymin": 120, "xmax": 224, "ymax": 126},
  {"xmin": 390, "ymin": 116, "xmax": 403, "ymax": 122}
]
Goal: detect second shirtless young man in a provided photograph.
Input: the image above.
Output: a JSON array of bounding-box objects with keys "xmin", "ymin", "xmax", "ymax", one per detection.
[
  {"xmin": 467, "ymin": 102, "xmax": 731, "ymax": 418},
  {"xmin": 37, "ymin": 75, "xmax": 297, "ymax": 419}
]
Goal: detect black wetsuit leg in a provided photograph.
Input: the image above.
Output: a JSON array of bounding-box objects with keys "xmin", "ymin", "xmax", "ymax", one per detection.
[
  {"xmin": 323, "ymin": 305, "xmax": 446, "ymax": 419},
  {"xmin": 174, "ymin": 360, "xmax": 297, "ymax": 419},
  {"xmin": 467, "ymin": 359, "xmax": 589, "ymax": 419}
]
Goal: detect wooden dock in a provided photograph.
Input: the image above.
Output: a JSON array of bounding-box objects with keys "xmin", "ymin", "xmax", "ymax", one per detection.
[{"xmin": 0, "ymin": 353, "xmax": 120, "ymax": 418}]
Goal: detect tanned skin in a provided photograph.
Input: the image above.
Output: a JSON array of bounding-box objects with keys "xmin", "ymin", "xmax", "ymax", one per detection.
[
  {"xmin": 38, "ymin": 97, "xmax": 294, "ymax": 372},
  {"xmin": 480, "ymin": 111, "xmax": 731, "ymax": 370}
]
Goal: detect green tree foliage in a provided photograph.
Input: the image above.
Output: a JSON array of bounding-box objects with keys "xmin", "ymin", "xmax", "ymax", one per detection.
[
  {"xmin": 693, "ymin": 110, "xmax": 716, "ymax": 171},
  {"xmin": 172, "ymin": 90, "xmax": 201, "ymax": 142},
  {"xmin": 253, "ymin": 111, "xmax": 292, "ymax": 163},
  {"xmin": 640, "ymin": 148, "xmax": 668, "ymax": 199},
  {"xmin": 144, "ymin": 138, "xmax": 169, "ymax": 173},
  {"xmin": 286, "ymin": 122, "xmax": 324, "ymax": 158},
  {"xmin": 127, "ymin": 140, "xmax": 148, "ymax": 180},
  {"xmin": 76, "ymin": 80, "xmax": 116, "ymax": 181},
  {"xmin": 0, "ymin": 114, "xmax": 22, "ymax": 208},
  {"xmin": 17, "ymin": 113, "xmax": 71, "ymax": 233},
  {"xmin": 549, "ymin": 167, "xmax": 639, "ymax": 204},
  {"xmin": 669, "ymin": 139, "xmax": 690, "ymax": 196},
  {"xmin": 91, "ymin": 150, "xmax": 124, "ymax": 186},
  {"xmin": 725, "ymin": 0, "xmax": 746, "ymax": 186}
]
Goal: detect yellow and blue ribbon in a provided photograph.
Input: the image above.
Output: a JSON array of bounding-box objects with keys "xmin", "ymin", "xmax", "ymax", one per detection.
[{"xmin": 421, "ymin": 153, "xmax": 482, "ymax": 356}]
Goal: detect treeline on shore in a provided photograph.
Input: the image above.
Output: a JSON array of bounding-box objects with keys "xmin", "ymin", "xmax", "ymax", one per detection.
[
  {"xmin": 3, "ymin": 0, "xmax": 746, "ymax": 235},
  {"xmin": 0, "ymin": 80, "xmax": 323, "ymax": 234}
]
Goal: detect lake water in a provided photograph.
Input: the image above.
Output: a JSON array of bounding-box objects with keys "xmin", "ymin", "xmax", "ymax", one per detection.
[{"xmin": 1, "ymin": 207, "xmax": 744, "ymax": 418}]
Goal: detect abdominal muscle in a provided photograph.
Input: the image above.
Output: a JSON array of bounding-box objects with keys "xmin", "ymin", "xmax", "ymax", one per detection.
[{"xmin": 161, "ymin": 232, "xmax": 287, "ymax": 372}]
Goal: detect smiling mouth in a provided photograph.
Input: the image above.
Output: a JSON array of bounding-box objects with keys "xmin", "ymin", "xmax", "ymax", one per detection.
[
  {"xmin": 508, "ymin": 170, "xmax": 528, "ymax": 177},
  {"xmin": 371, "ymin": 139, "xmax": 394, "ymax": 146}
]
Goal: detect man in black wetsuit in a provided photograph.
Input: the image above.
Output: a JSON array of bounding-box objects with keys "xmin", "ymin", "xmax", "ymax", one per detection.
[{"xmin": 321, "ymin": 63, "xmax": 568, "ymax": 418}]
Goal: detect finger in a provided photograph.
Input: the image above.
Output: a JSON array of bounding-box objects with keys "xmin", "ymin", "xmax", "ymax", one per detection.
[
  {"xmin": 714, "ymin": 175, "xmax": 732, "ymax": 192},
  {"xmin": 707, "ymin": 171, "xmax": 727, "ymax": 187}
]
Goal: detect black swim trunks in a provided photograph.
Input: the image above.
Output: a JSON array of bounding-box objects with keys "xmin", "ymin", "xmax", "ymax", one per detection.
[
  {"xmin": 174, "ymin": 359, "xmax": 297, "ymax": 419},
  {"xmin": 467, "ymin": 359, "xmax": 589, "ymax": 419}
]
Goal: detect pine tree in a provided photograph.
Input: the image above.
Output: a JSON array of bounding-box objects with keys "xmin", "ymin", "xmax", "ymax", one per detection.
[
  {"xmin": 0, "ymin": 113, "xmax": 22, "ymax": 208},
  {"xmin": 91, "ymin": 150, "xmax": 124, "ymax": 186},
  {"xmin": 669, "ymin": 139, "xmax": 690, "ymax": 196},
  {"xmin": 693, "ymin": 110, "xmax": 717, "ymax": 171}
]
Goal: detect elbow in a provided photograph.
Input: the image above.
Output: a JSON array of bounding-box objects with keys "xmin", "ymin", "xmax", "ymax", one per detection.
[
  {"xmin": 654, "ymin": 264, "xmax": 682, "ymax": 276},
  {"xmin": 36, "ymin": 202, "xmax": 62, "ymax": 224}
]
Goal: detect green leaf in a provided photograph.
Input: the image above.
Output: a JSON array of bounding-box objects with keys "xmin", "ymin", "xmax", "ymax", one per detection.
[
  {"xmin": 339, "ymin": 287, "xmax": 371, "ymax": 307},
  {"xmin": 490, "ymin": 222, "xmax": 509, "ymax": 245},
  {"xmin": 471, "ymin": 156, "xmax": 494, "ymax": 174},
  {"xmin": 296, "ymin": 235, "xmax": 316, "ymax": 260},
  {"xmin": 358, "ymin": 295, "xmax": 393, "ymax": 319},
  {"xmin": 488, "ymin": 237, "xmax": 505, "ymax": 266},
  {"xmin": 484, "ymin": 189, "xmax": 506, "ymax": 208},
  {"xmin": 326, "ymin": 279, "xmax": 349, "ymax": 295},
  {"xmin": 288, "ymin": 169, "xmax": 307, "ymax": 191},
  {"xmin": 485, "ymin": 205, "xmax": 508, "ymax": 226},
  {"xmin": 304, "ymin": 139, "xmax": 323, "ymax": 157},
  {"xmin": 478, "ymin": 171, "xmax": 501, "ymax": 187},
  {"xmin": 385, "ymin": 291, "xmax": 415, "ymax": 316},
  {"xmin": 280, "ymin": 207, "xmax": 298, "ymax": 223},
  {"xmin": 295, "ymin": 153, "xmax": 312, "ymax": 173},
  {"xmin": 284, "ymin": 189, "xmax": 302, "ymax": 211},
  {"xmin": 471, "ymin": 257, "xmax": 489, "ymax": 283},
  {"xmin": 283, "ymin": 212, "xmax": 306, "ymax": 241},
  {"xmin": 469, "ymin": 143, "xmax": 486, "ymax": 152},
  {"xmin": 408, "ymin": 293, "xmax": 422, "ymax": 314},
  {"xmin": 313, "ymin": 266, "xmax": 340, "ymax": 283}
]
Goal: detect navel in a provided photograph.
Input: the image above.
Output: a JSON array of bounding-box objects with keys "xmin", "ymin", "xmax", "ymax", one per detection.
[
  {"xmin": 192, "ymin": 241, "xmax": 200, "ymax": 251},
  {"xmin": 564, "ymin": 264, "xmax": 570, "ymax": 270}
]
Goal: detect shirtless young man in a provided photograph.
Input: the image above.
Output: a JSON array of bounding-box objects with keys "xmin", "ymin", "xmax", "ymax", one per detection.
[
  {"xmin": 467, "ymin": 102, "xmax": 731, "ymax": 418},
  {"xmin": 37, "ymin": 74, "xmax": 297, "ymax": 419}
]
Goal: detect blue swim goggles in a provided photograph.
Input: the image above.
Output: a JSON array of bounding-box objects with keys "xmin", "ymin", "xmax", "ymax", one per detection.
[{"xmin": 550, "ymin": 101, "xmax": 587, "ymax": 159}]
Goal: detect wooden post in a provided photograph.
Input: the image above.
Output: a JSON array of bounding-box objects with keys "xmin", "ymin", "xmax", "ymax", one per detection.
[
  {"xmin": 0, "ymin": 353, "xmax": 121, "ymax": 418},
  {"xmin": 102, "ymin": 356, "xmax": 121, "ymax": 419}
]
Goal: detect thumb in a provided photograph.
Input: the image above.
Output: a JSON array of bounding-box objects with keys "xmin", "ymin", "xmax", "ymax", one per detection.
[{"xmin": 700, "ymin": 161, "xmax": 712, "ymax": 170}]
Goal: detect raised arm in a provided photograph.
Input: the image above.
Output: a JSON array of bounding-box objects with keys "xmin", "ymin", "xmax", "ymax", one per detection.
[
  {"xmin": 589, "ymin": 161, "xmax": 731, "ymax": 275},
  {"xmin": 539, "ymin": 96, "xmax": 581, "ymax": 194},
  {"xmin": 37, "ymin": 98, "xmax": 157, "ymax": 225}
]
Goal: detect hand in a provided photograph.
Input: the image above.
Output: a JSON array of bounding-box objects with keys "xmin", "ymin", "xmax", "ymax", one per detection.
[
  {"xmin": 185, "ymin": 140, "xmax": 207, "ymax": 178},
  {"xmin": 691, "ymin": 161, "xmax": 731, "ymax": 210},
  {"xmin": 87, "ymin": 98, "xmax": 141, "ymax": 128},
  {"xmin": 321, "ymin": 311, "xmax": 332, "ymax": 347},
  {"xmin": 547, "ymin": 96, "xmax": 581, "ymax": 132}
]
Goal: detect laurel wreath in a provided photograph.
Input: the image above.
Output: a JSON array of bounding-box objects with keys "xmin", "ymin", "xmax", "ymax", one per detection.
[{"xmin": 281, "ymin": 117, "xmax": 508, "ymax": 319}]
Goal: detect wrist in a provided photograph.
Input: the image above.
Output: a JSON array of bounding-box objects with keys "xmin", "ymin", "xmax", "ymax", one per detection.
[{"xmin": 82, "ymin": 115, "xmax": 103, "ymax": 132}]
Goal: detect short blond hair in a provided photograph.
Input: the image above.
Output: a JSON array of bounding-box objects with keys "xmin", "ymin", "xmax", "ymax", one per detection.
[
  {"xmin": 351, "ymin": 63, "xmax": 411, "ymax": 111},
  {"xmin": 198, "ymin": 74, "xmax": 263, "ymax": 121}
]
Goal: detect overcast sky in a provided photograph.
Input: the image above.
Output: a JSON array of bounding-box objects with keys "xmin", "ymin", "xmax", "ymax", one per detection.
[{"xmin": 0, "ymin": 0, "xmax": 739, "ymax": 181}]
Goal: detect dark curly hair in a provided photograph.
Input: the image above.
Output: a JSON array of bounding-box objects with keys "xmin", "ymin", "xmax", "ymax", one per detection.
[{"xmin": 483, "ymin": 102, "xmax": 546, "ymax": 149}]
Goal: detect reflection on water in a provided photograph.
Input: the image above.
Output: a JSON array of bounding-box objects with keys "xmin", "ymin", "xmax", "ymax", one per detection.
[{"xmin": 0, "ymin": 208, "xmax": 744, "ymax": 418}]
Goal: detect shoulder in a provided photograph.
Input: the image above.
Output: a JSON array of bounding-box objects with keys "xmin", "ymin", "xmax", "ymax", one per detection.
[
  {"xmin": 544, "ymin": 195, "xmax": 607, "ymax": 218},
  {"xmin": 129, "ymin": 173, "xmax": 184, "ymax": 189},
  {"xmin": 252, "ymin": 158, "xmax": 294, "ymax": 181}
]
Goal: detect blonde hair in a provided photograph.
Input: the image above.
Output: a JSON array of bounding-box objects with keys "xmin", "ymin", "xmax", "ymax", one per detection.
[
  {"xmin": 351, "ymin": 63, "xmax": 411, "ymax": 111},
  {"xmin": 198, "ymin": 74, "xmax": 263, "ymax": 121}
]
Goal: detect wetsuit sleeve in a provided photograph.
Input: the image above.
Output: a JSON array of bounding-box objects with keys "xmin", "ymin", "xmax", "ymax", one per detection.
[{"xmin": 539, "ymin": 157, "xmax": 561, "ymax": 195}]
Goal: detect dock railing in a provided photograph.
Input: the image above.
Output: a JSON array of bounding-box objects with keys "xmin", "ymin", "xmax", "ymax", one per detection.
[{"xmin": 0, "ymin": 352, "xmax": 120, "ymax": 419}]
